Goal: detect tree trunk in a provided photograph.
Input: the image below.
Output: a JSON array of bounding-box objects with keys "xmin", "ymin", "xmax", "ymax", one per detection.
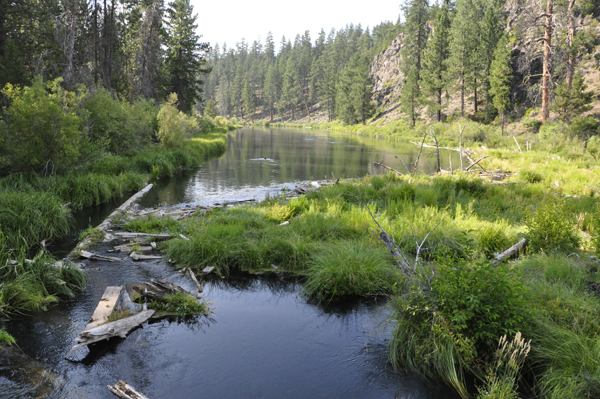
[
  {"xmin": 541, "ymin": 0, "xmax": 554, "ymax": 123},
  {"xmin": 437, "ymin": 87, "xmax": 442, "ymax": 122},
  {"xmin": 460, "ymin": 73, "xmax": 465, "ymax": 117},
  {"xmin": 64, "ymin": 0, "xmax": 78, "ymax": 86},
  {"xmin": 473, "ymin": 76, "xmax": 478, "ymax": 114},
  {"xmin": 566, "ymin": 0, "xmax": 576, "ymax": 89}
]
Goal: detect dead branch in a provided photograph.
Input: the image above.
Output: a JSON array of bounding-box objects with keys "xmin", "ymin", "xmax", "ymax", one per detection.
[
  {"xmin": 374, "ymin": 162, "xmax": 403, "ymax": 176},
  {"xmin": 465, "ymin": 156, "xmax": 490, "ymax": 172},
  {"xmin": 394, "ymin": 156, "xmax": 411, "ymax": 174},
  {"xmin": 413, "ymin": 132, "xmax": 427, "ymax": 173}
]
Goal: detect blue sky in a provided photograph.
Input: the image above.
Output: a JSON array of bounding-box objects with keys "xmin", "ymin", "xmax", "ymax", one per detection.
[{"xmin": 191, "ymin": 0, "xmax": 402, "ymax": 51}]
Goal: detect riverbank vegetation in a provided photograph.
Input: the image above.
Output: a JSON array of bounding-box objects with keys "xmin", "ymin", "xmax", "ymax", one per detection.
[{"xmin": 122, "ymin": 168, "xmax": 600, "ymax": 398}]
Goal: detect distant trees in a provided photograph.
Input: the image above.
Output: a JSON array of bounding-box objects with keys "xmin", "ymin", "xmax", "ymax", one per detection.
[{"xmin": 0, "ymin": 0, "xmax": 211, "ymax": 112}]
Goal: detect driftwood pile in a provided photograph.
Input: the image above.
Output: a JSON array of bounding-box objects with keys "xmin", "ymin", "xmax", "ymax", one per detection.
[
  {"xmin": 107, "ymin": 380, "xmax": 150, "ymax": 399},
  {"xmin": 65, "ymin": 277, "xmax": 205, "ymax": 359}
]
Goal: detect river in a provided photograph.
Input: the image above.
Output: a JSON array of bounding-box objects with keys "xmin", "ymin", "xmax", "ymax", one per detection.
[{"xmin": 2, "ymin": 127, "xmax": 460, "ymax": 399}]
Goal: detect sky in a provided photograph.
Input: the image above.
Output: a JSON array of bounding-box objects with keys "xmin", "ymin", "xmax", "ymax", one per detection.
[{"xmin": 190, "ymin": 0, "xmax": 402, "ymax": 51}]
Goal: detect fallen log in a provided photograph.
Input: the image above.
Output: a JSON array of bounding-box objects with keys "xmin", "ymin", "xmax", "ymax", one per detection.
[
  {"xmin": 114, "ymin": 244, "xmax": 153, "ymax": 253},
  {"xmin": 79, "ymin": 250, "xmax": 123, "ymax": 262},
  {"xmin": 129, "ymin": 280, "xmax": 187, "ymax": 302},
  {"xmin": 180, "ymin": 267, "xmax": 203, "ymax": 291},
  {"xmin": 492, "ymin": 238, "xmax": 529, "ymax": 266},
  {"xmin": 107, "ymin": 381, "xmax": 150, "ymax": 399},
  {"xmin": 202, "ymin": 266, "xmax": 216, "ymax": 275},
  {"xmin": 129, "ymin": 252, "xmax": 163, "ymax": 261},
  {"xmin": 65, "ymin": 309, "xmax": 155, "ymax": 358},
  {"xmin": 379, "ymin": 232, "xmax": 412, "ymax": 274},
  {"xmin": 114, "ymin": 232, "xmax": 173, "ymax": 241}
]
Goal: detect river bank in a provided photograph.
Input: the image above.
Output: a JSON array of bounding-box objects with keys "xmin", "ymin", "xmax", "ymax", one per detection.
[{"xmin": 3, "ymin": 125, "xmax": 600, "ymax": 398}]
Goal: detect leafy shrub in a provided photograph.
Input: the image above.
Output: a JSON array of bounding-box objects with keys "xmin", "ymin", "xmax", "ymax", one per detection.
[
  {"xmin": 157, "ymin": 93, "xmax": 199, "ymax": 148},
  {"xmin": 433, "ymin": 260, "xmax": 528, "ymax": 350},
  {"xmin": 527, "ymin": 198, "xmax": 580, "ymax": 253},
  {"xmin": 2, "ymin": 77, "xmax": 87, "ymax": 173}
]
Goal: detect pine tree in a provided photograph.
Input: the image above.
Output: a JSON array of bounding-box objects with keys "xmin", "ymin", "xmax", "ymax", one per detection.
[
  {"xmin": 204, "ymin": 99, "xmax": 217, "ymax": 118},
  {"xmin": 489, "ymin": 34, "xmax": 513, "ymax": 136},
  {"xmin": 401, "ymin": 68, "xmax": 421, "ymax": 126},
  {"xmin": 164, "ymin": 0, "xmax": 210, "ymax": 113},
  {"xmin": 551, "ymin": 74, "xmax": 592, "ymax": 122},
  {"xmin": 335, "ymin": 54, "xmax": 374, "ymax": 124},
  {"xmin": 421, "ymin": 4, "xmax": 451, "ymax": 122}
]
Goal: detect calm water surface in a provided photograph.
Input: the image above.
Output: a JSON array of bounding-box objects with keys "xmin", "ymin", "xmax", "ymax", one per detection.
[{"xmin": 2, "ymin": 128, "xmax": 460, "ymax": 399}]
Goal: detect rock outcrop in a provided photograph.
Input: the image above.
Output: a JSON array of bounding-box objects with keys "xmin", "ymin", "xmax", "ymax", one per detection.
[{"xmin": 370, "ymin": 33, "xmax": 405, "ymax": 115}]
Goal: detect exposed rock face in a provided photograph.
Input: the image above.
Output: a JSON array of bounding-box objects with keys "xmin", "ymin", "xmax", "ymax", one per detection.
[{"xmin": 370, "ymin": 33, "xmax": 405, "ymax": 112}]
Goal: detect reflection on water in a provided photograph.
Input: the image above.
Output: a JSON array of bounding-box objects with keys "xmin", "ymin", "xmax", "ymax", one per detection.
[{"xmin": 139, "ymin": 127, "xmax": 459, "ymax": 208}]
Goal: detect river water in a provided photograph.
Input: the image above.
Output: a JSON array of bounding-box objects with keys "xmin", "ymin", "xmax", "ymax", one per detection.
[{"xmin": 2, "ymin": 127, "xmax": 460, "ymax": 399}]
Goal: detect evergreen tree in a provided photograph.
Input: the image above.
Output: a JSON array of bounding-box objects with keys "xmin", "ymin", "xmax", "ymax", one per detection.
[
  {"xmin": 421, "ymin": 4, "xmax": 451, "ymax": 122},
  {"xmin": 551, "ymin": 74, "xmax": 592, "ymax": 122},
  {"xmin": 335, "ymin": 54, "xmax": 374, "ymax": 124},
  {"xmin": 489, "ymin": 34, "xmax": 513, "ymax": 135},
  {"xmin": 401, "ymin": 68, "xmax": 421, "ymax": 126},
  {"xmin": 204, "ymin": 99, "xmax": 217, "ymax": 118},
  {"xmin": 164, "ymin": 0, "xmax": 210, "ymax": 113}
]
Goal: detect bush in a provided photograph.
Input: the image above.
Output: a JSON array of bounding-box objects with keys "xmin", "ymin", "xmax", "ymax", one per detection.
[
  {"xmin": 568, "ymin": 116, "xmax": 598, "ymax": 138},
  {"xmin": 157, "ymin": 93, "xmax": 199, "ymax": 148},
  {"xmin": 1, "ymin": 77, "xmax": 87, "ymax": 174},
  {"xmin": 522, "ymin": 117, "xmax": 542, "ymax": 132},
  {"xmin": 527, "ymin": 198, "xmax": 580, "ymax": 253}
]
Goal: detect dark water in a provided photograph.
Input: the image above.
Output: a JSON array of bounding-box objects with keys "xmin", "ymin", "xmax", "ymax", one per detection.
[{"xmin": 2, "ymin": 128, "xmax": 461, "ymax": 399}]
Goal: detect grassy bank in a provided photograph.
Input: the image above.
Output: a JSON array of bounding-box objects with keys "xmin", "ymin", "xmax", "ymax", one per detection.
[{"xmin": 123, "ymin": 168, "xmax": 600, "ymax": 398}]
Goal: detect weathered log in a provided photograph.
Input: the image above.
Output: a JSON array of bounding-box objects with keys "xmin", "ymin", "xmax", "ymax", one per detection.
[
  {"xmin": 114, "ymin": 244, "xmax": 153, "ymax": 253},
  {"xmin": 79, "ymin": 251, "xmax": 123, "ymax": 262},
  {"xmin": 179, "ymin": 234, "xmax": 190, "ymax": 241},
  {"xmin": 492, "ymin": 238, "xmax": 529, "ymax": 266},
  {"xmin": 180, "ymin": 267, "xmax": 203, "ymax": 291},
  {"xmin": 65, "ymin": 310, "xmax": 155, "ymax": 358},
  {"xmin": 114, "ymin": 232, "xmax": 173, "ymax": 241},
  {"xmin": 107, "ymin": 381, "xmax": 150, "ymax": 399},
  {"xmin": 129, "ymin": 252, "xmax": 163, "ymax": 261},
  {"xmin": 202, "ymin": 266, "xmax": 216, "ymax": 275},
  {"xmin": 130, "ymin": 280, "xmax": 186, "ymax": 301},
  {"xmin": 85, "ymin": 286, "xmax": 123, "ymax": 331}
]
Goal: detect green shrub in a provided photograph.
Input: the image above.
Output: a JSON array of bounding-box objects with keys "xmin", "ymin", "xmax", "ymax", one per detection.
[
  {"xmin": 147, "ymin": 292, "xmax": 207, "ymax": 315},
  {"xmin": 2, "ymin": 77, "xmax": 87, "ymax": 173},
  {"xmin": 568, "ymin": 116, "xmax": 598, "ymax": 138},
  {"xmin": 527, "ymin": 198, "xmax": 580, "ymax": 253},
  {"xmin": 522, "ymin": 117, "xmax": 542, "ymax": 132},
  {"xmin": 157, "ymin": 93, "xmax": 199, "ymax": 148}
]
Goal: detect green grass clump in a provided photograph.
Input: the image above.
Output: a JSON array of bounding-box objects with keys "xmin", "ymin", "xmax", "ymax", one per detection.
[
  {"xmin": 0, "ymin": 329, "xmax": 16, "ymax": 346},
  {"xmin": 148, "ymin": 292, "xmax": 207, "ymax": 315},
  {"xmin": 124, "ymin": 215, "xmax": 181, "ymax": 234},
  {"xmin": 0, "ymin": 248, "xmax": 87, "ymax": 317},
  {"xmin": 303, "ymin": 240, "xmax": 401, "ymax": 302},
  {"xmin": 0, "ymin": 190, "xmax": 71, "ymax": 251},
  {"xmin": 78, "ymin": 227, "xmax": 106, "ymax": 249}
]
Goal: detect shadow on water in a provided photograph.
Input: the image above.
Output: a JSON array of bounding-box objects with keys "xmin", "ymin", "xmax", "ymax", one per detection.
[{"xmin": 2, "ymin": 128, "xmax": 463, "ymax": 399}]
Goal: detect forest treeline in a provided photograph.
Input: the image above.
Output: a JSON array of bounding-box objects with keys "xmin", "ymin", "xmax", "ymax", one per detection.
[
  {"xmin": 203, "ymin": 0, "xmax": 600, "ymax": 131},
  {"xmin": 203, "ymin": 23, "xmax": 401, "ymax": 124}
]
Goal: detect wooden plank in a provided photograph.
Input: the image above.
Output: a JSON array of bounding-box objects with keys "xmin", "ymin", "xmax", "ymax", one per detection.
[
  {"xmin": 114, "ymin": 232, "xmax": 173, "ymax": 241},
  {"xmin": 107, "ymin": 381, "xmax": 150, "ymax": 399},
  {"xmin": 65, "ymin": 310, "xmax": 155, "ymax": 358},
  {"xmin": 84, "ymin": 286, "xmax": 123, "ymax": 331},
  {"xmin": 113, "ymin": 244, "xmax": 153, "ymax": 253}
]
